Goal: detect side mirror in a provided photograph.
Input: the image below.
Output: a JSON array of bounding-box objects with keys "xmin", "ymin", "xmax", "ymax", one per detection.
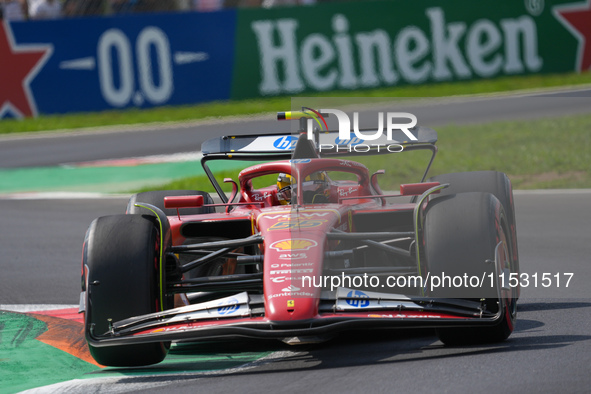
[
  {"xmin": 371, "ymin": 169, "xmax": 386, "ymax": 189},
  {"xmin": 400, "ymin": 182, "xmax": 441, "ymax": 196},
  {"xmin": 224, "ymin": 178, "xmax": 238, "ymax": 213},
  {"xmin": 164, "ymin": 195, "xmax": 204, "ymax": 209},
  {"xmin": 371, "ymin": 169, "xmax": 386, "ymax": 205}
]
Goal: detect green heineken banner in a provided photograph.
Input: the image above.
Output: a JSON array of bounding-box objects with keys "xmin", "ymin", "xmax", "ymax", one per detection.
[{"xmin": 232, "ymin": 0, "xmax": 589, "ymax": 99}]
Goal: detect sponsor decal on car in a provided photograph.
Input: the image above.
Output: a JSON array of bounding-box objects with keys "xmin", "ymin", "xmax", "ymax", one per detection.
[
  {"xmin": 268, "ymin": 291, "xmax": 314, "ymax": 299},
  {"xmin": 338, "ymin": 187, "xmax": 358, "ymax": 197},
  {"xmin": 252, "ymin": 191, "xmax": 273, "ymax": 201},
  {"xmin": 336, "ymin": 136, "xmax": 364, "ymax": 147},
  {"xmin": 271, "ymin": 276, "xmax": 307, "ymax": 283},
  {"xmin": 217, "ymin": 298, "xmax": 240, "ymax": 315},
  {"xmin": 345, "ymin": 290, "xmax": 370, "ymax": 308},
  {"xmin": 271, "ymin": 262, "xmax": 313, "ymax": 268},
  {"xmin": 367, "ymin": 313, "xmax": 442, "ymax": 319},
  {"xmin": 269, "ymin": 238, "xmax": 318, "ymax": 251},
  {"xmin": 270, "ymin": 269, "xmax": 313, "ymax": 275},
  {"xmin": 291, "ymin": 262, "xmax": 314, "ymax": 267},
  {"xmin": 256, "ymin": 209, "xmax": 340, "ymax": 226},
  {"xmin": 239, "ymin": 164, "xmax": 263, "ymax": 176},
  {"xmin": 273, "ymin": 135, "xmax": 298, "ymax": 150},
  {"xmin": 279, "ymin": 253, "xmax": 308, "ymax": 260},
  {"xmin": 264, "ymin": 212, "xmax": 331, "ymax": 220},
  {"xmin": 268, "ymin": 218, "xmax": 327, "ymax": 230},
  {"xmin": 279, "ymin": 253, "xmax": 309, "ymax": 260}
]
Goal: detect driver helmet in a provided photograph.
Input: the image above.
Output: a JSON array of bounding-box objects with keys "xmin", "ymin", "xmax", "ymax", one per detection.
[
  {"xmin": 277, "ymin": 173, "xmax": 293, "ymax": 205},
  {"xmin": 302, "ymin": 172, "xmax": 330, "ymax": 203}
]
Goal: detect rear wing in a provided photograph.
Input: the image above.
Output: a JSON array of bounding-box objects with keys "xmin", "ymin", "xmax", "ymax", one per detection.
[
  {"xmin": 202, "ymin": 133, "xmax": 296, "ymax": 156},
  {"xmin": 201, "ymin": 128, "xmax": 437, "ymax": 156},
  {"xmin": 202, "ymin": 109, "xmax": 437, "ymax": 156}
]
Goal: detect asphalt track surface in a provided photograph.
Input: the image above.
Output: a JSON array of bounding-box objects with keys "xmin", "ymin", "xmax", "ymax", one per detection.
[
  {"xmin": 1, "ymin": 88, "xmax": 591, "ymax": 392},
  {"xmin": 1, "ymin": 192, "xmax": 590, "ymax": 393}
]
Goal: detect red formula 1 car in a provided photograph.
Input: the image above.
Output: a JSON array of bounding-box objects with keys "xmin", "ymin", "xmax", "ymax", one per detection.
[{"xmin": 80, "ymin": 111, "xmax": 519, "ymax": 366}]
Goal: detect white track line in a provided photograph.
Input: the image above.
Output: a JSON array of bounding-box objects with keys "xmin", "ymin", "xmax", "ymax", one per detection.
[
  {"xmin": 0, "ymin": 304, "xmax": 78, "ymax": 312},
  {"xmin": 60, "ymin": 151, "xmax": 203, "ymax": 168},
  {"xmin": 513, "ymin": 189, "xmax": 591, "ymax": 195},
  {"xmin": 0, "ymin": 192, "xmax": 130, "ymax": 200}
]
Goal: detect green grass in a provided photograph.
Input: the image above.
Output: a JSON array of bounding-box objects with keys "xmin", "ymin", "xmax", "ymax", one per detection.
[
  {"xmin": 1, "ymin": 72, "xmax": 591, "ymax": 135},
  {"xmin": 139, "ymin": 112, "xmax": 591, "ymax": 193},
  {"xmin": 430, "ymin": 116, "xmax": 591, "ymax": 189}
]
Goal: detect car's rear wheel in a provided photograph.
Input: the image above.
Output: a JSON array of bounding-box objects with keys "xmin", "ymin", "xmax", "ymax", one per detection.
[
  {"xmin": 423, "ymin": 192, "xmax": 517, "ymax": 345},
  {"xmin": 84, "ymin": 214, "xmax": 169, "ymax": 366}
]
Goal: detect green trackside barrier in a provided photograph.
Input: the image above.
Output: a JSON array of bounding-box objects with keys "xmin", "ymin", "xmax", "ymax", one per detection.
[{"xmin": 232, "ymin": 0, "xmax": 583, "ymax": 100}]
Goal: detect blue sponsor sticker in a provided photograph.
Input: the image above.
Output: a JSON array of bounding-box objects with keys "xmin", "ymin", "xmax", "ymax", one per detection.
[
  {"xmin": 345, "ymin": 290, "xmax": 370, "ymax": 308},
  {"xmin": 273, "ymin": 136, "xmax": 297, "ymax": 150},
  {"xmin": 335, "ymin": 134, "xmax": 364, "ymax": 146},
  {"xmin": 290, "ymin": 159, "xmax": 311, "ymax": 163},
  {"xmin": 217, "ymin": 298, "xmax": 240, "ymax": 315}
]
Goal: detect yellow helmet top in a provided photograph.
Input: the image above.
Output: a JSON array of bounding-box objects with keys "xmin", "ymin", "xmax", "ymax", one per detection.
[{"xmin": 277, "ymin": 173, "xmax": 293, "ymax": 204}]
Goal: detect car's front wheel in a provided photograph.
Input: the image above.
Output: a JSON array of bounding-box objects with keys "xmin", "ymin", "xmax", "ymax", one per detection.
[
  {"xmin": 423, "ymin": 192, "xmax": 517, "ymax": 345},
  {"xmin": 83, "ymin": 214, "xmax": 169, "ymax": 366}
]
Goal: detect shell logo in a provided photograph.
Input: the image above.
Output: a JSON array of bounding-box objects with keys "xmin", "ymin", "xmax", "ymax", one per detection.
[{"xmin": 269, "ymin": 238, "xmax": 318, "ymax": 251}]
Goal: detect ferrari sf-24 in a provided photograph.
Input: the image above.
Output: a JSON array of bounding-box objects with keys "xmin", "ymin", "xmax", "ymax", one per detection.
[{"xmin": 80, "ymin": 110, "xmax": 519, "ymax": 366}]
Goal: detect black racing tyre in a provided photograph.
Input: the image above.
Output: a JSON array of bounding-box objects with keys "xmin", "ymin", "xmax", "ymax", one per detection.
[
  {"xmin": 84, "ymin": 214, "xmax": 169, "ymax": 366},
  {"xmin": 423, "ymin": 192, "xmax": 517, "ymax": 345},
  {"xmin": 127, "ymin": 190, "xmax": 215, "ymax": 216},
  {"xmin": 428, "ymin": 171, "xmax": 519, "ymax": 280}
]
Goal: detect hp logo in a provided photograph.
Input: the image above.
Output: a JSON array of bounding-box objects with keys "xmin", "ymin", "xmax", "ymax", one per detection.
[
  {"xmin": 335, "ymin": 134, "xmax": 364, "ymax": 146},
  {"xmin": 273, "ymin": 136, "xmax": 297, "ymax": 150},
  {"xmin": 217, "ymin": 298, "xmax": 240, "ymax": 315},
  {"xmin": 345, "ymin": 290, "xmax": 370, "ymax": 308}
]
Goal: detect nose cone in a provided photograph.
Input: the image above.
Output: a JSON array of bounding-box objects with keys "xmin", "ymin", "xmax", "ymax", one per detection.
[
  {"xmin": 263, "ymin": 233, "xmax": 325, "ymax": 322},
  {"xmin": 258, "ymin": 208, "xmax": 343, "ymax": 323},
  {"xmin": 266, "ymin": 296, "xmax": 319, "ymax": 322}
]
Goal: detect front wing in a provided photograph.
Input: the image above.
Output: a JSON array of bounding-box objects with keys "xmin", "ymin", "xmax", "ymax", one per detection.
[{"xmin": 86, "ymin": 290, "xmax": 507, "ymax": 347}]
